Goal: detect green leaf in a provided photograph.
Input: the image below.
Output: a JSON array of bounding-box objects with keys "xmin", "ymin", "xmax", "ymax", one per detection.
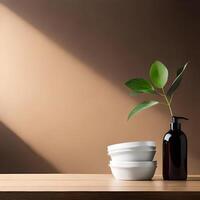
[
  {"xmin": 125, "ymin": 78, "xmax": 155, "ymax": 94},
  {"xmin": 167, "ymin": 62, "xmax": 188, "ymax": 99},
  {"xmin": 150, "ymin": 61, "xmax": 168, "ymax": 88},
  {"xmin": 128, "ymin": 100, "xmax": 159, "ymax": 120}
]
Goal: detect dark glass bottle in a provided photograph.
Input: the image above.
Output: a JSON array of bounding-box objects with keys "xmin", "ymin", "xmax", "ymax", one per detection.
[{"xmin": 163, "ymin": 116, "xmax": 188, "ymax": 180}]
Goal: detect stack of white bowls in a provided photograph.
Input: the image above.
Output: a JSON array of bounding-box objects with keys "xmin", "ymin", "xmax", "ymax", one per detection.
[{"xmin": 107, "ymin": 141, "xmax": 157, "ymax": 180}]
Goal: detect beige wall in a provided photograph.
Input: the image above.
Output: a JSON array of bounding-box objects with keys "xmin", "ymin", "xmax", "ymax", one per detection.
[{"xmin": 0, "ymin": 0, "xmax": 200, "ymax": 174}]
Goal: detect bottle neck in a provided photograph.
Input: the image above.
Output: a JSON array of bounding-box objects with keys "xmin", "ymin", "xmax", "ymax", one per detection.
[{"xmin": 170, "ymin": 123, "xmax": 181, "ymax": 130}]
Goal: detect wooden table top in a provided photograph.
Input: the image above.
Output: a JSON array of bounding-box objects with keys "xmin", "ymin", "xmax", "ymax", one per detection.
[{"xmin": 0, "ymin": 174, "xmax": 199, "ymax": 192}]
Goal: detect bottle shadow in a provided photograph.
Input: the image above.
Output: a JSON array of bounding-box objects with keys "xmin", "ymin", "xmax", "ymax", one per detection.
[{"xmin": 0, "ymin": 122, "xmax": 58, "ymax": 173}]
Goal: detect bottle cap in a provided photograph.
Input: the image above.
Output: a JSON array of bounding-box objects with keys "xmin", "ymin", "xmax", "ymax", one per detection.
[{"xmin": 170, "ymin": 116, "xmax": 188, "ymax": 130}]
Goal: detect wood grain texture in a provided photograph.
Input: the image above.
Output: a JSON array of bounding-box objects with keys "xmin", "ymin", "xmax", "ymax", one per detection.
[{"xmin": 0, "ymin": 174, "xmax": 199, "ymax": 192}]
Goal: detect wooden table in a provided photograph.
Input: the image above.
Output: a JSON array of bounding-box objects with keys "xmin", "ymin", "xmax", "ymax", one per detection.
[{"xmin": 0, "ymin": 174, "xmax": 199, "ymax": 200}]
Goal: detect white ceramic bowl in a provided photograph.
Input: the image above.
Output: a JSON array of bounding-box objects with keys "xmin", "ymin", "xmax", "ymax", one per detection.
[
  {"xmin": 108, "ymin": 146, "xmax": 155, "ymax": 154},
  {"xmin": 109, "ymin": 161, "xmax": 157, "ymax": 180},
  {"xmin": 107, "ymin": 141, "xmax": 156, "ymax": 152},
  {"xmin": 108, "ymin": 149, "xmax": 156, "ymax": 161}
]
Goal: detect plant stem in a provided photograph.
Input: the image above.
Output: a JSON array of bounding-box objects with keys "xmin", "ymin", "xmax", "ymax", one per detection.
[{"xmin": 161, "ymin": 88, "xmax": 173, "ymax": 117}]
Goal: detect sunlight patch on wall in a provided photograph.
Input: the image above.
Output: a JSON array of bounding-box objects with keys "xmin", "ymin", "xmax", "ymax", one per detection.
[{"xmin": 0, "ymin": 5, "xmax": 167, "ymax": 173}]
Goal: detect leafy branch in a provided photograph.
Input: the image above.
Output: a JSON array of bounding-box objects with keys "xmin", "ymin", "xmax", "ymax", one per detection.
[{"xmin": 125, "ymin": 60, "xmax": 188, "ymax": 120}]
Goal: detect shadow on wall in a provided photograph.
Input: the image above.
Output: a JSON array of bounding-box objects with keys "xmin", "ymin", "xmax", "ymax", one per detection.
[
  {"xmin": 2, "ymin": 0, "xmax": 200, "ymax": 112},
  {"xmin": 2, "ymin": 0, "xmax": 200, "ymax": 86},
  {"xmin": 0, "ymin": 122, "xmax": 58, "ymax": 173},
  {"xmin": 1, "ymin": 0, "xmax": 200, "ymax": 107}
]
